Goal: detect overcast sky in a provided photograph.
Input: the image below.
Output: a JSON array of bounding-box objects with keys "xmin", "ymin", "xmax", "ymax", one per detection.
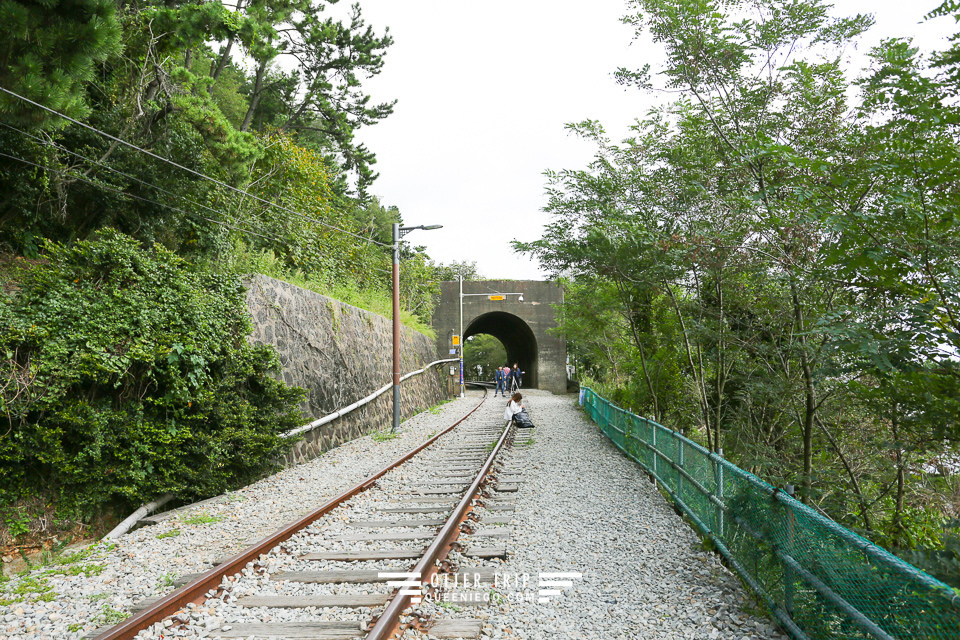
[{"xmin": 352, "ymin": 1, "xmax": 956, "ymax": 281}]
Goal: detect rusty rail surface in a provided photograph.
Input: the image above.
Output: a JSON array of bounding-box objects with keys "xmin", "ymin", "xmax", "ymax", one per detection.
[
  {"xmin": 94, "ymin": 394, "xmax": 487, "ymax": 640},
  {"xmin": 364, "ymin": 419, "xmax": 514, "ymax": 639}
]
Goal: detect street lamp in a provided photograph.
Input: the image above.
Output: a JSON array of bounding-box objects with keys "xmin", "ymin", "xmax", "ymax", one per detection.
[
  {"xmin": 392, "ymin": 223, "xmax": 442, "ymax": 433},
  {"xmin": 458, "ymin": 277, "xmax": 524, "ymax": 398}
]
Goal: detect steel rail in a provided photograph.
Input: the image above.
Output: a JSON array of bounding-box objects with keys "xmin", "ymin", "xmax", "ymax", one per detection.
[
  {"xmin": 93, "ymin": 393, "xmax": 487, "ymax": 640},
  {"xmin": 365, "ymin": 420, "xmax": 514, "ymax": 640}
]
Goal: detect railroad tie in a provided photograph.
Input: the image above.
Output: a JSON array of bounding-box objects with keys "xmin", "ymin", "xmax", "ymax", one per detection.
[
  {"xmin": 211, "ymin": 621, "xmax": 365, "ymax": 639},
  {"xmin": 236, "ymin": 593, "xmax": 389, "ymax": 608}
]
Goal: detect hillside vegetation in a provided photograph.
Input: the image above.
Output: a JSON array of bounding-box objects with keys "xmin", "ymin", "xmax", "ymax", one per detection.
[
  {"xmin": 0, "ymin": 0, "xmax": 471, "ymax": 550},
  {"xmin": 519, "ymin": 0, "xmax": 960, "ymax": 574}
]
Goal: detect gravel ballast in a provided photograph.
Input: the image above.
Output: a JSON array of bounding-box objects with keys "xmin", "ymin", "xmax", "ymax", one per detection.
[
  {"xmin": 0, "ymin": 390, "xmax": 789, "ymax": 640},
  {"xmin": 406, "ymin": 390, "xmax": 789, "ymax": 640}
]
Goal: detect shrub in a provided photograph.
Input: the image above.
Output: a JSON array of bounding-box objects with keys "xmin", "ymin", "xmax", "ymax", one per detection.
[{"xmin": 0, "ymin": 230, "xmax": 304, "ymax": 519}]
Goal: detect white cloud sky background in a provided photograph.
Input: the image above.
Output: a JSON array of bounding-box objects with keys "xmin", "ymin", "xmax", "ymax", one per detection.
[{"xmin": 350, "ymin": 1, "xmax": 956, "ymax": 280}]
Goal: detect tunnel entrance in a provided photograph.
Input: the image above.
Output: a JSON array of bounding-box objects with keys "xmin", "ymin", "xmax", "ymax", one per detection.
[
  {"xmin": 432, "ymin": 280, "xmax": 565, "ymax": 393},
  {"xmin": 464, "ymin": 311, "xmax": 538, "ymax": 388}
]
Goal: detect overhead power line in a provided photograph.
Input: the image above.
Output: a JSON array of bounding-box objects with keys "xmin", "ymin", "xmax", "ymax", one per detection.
[
  {"xmin": 0, "ymin": 120, "xmax": 256, "ymax": 232},
  {"xmin": 0, "ymin": 85, "xmax": 390, "ymax": 248},
  {"xmin": 0, "ymin": 150, "xmax": 283, "ymax": 244}
]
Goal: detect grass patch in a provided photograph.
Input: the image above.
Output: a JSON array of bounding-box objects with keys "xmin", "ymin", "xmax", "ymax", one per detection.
[
  {"xmin": 155, "ymin": 529, "xmax": 181, "ymax": 539},
  {"xmin": 428, "ymin": 399, "xmax": 453, "ymax": 415},
  {"xmin": 180, "ymin": 512, "xmax": 222, "ymax": 526},
  {"xmin": 94, "ymin": 605, "xmax": 128, "ymax": 625},
  {"xmin": 0, "ymin": 574, "xmax": 57, "ymax": 604},
  {"xmin": 64, "ymin": 563, "xmax": 105, "ymax": 577},
  {"xmin": 371, "ymin": 431, "xmax": 398, "ymax": 443},
  {"xmin": 226, "ymin": 247, "xmax": 436, "ymax": 338},
  {"xmin": 157, "ymin": 572, "xmax": 178, "ymax": 590},
  {"xmin": 56, "ymin": 547, "xmax": 93, "ymax": 565}
]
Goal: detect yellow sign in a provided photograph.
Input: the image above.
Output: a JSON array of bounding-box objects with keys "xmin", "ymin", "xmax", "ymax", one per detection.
[
  {"xmin": 452, "ymin": 335, "xmax": 460, "ymax": 346},
  {"xmin": 488, "ymin": 295, "xmax": 505, "ymax": 301}
]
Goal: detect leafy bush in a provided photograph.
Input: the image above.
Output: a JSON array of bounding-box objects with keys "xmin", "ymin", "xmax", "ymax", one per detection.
[{"xmin": 0, "ymin": 230, "xmax": 304, "ymax": 518}]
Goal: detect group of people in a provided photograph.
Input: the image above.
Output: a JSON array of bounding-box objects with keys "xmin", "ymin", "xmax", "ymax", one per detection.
[{"xmin": 493, "ymin": 364, "xmax": 523, "ymax": 397}]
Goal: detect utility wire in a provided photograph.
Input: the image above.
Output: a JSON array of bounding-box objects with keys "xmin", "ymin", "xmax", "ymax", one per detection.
[
  {"xmin": 0, "ymin": 150, "xmax": 282, "ymax": 243},
  {"xmin": 0, "ymin": 120, "xmax": 256, "ymax": 232},
  {"xmin": 0, "ymin": 85, "xmax": 391, "ymax": 248}
]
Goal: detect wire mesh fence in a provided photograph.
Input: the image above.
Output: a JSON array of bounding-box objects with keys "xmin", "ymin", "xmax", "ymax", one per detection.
[{"xmin": 579, "ymin": 387, "xmax": 960, "ymax": 640}]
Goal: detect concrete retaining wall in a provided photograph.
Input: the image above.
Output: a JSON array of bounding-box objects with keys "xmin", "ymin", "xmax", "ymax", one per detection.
[{"xmin": 245, "ymin": 275, "xmax": 449, "ymax": 466}]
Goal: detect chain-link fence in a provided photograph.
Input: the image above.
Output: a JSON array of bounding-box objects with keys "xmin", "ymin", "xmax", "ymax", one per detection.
[{"xmin": 579, "ymin": 387, "xmax": 960, "ymax": 640}]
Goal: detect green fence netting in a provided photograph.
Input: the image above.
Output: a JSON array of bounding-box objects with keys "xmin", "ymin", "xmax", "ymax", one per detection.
[{"xmin": 579, "ymin": 387, "xmax": 960, "ymax": 640}]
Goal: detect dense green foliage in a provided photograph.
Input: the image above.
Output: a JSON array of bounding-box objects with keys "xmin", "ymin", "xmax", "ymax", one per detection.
[
  {"xmin": 0, "ymin": 231, "xmax": 305, "ymax": 517},
  {"xmin": 463, "ymin": 333, "xmax": 507, "ymax": 382},
  {"xmin": 0, "ymin": 0, "xmax": 122, "ymax": 128},
  {"xmin": 519, "ymin": 0, "xmax": 960, "ymax": 555},
  {"xmin": 0, "ymin": 0, "xmax": 409, "ymax": 307},
  {"xmin": 0, "ymin": 0, "xmax": 462, "ymax": 532}
]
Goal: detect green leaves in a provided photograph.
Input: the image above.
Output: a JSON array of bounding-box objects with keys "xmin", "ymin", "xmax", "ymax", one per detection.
[
  {"xmin": 0, "ymin": 230, "xmax": 304, "ymax": 516},
  {"xmin": 526, "ymin": 0, "xmax": 960, "ymax": 552},
  {"xmin": 0, "ymin": 0, "xmax": 123, "ymax": 128}
]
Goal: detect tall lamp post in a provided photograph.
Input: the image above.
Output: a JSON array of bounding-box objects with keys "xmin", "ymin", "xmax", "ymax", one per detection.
[
  {"xmin": 458, "ymin": 277, "xmax": 524, "ymax": 398},
  {"xmin": 392, "ymin": 223, "xmax": 442, "ymax": 433}
]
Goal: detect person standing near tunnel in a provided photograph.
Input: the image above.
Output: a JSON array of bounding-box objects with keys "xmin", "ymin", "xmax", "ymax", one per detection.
[
  {"xmin": 494, "ymin": 366, "xmax": 505, "ymax": 397},
  {"xmin": 512, "ymin": 363, "xmax": 523, "ymax": 390}
]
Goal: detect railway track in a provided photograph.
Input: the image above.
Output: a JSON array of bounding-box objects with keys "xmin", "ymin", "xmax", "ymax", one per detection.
[{"xmin": 93, "ymin": 390, "xmax": 524, "ymax": 640}]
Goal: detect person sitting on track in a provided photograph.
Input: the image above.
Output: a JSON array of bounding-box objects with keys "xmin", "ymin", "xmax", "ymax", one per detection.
[{"xmin": 503, "ymin": 392, "xmax": 523, "ymax": 425}]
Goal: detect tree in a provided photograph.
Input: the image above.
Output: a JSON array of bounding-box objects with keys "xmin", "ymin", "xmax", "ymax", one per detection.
[
  {"xmin": 616, "ymin": 0, "xmax": 873, "ymax": 500},
  {"xmin": 521, "ymin": 0, "xmax": 960, "ymax": 549},
  {"xmin": 238, "ymin": 1, "xmax": 394, "ymax": 197},
  {"xmin": 434, "ymin": 260, "xmax": 481, "ymax": 282},
  {"xmin": 464, "ymin": 334, "xmax": 507, "ymax": 382},
  {"xmin": 0, "ymin": 0, "xmax": 122, "ymax": 128}
]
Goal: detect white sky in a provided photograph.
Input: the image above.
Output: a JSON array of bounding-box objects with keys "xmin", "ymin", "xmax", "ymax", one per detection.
[{"xmin": 352, "ymin": 1, "xmax": 956, "ymax": 280}]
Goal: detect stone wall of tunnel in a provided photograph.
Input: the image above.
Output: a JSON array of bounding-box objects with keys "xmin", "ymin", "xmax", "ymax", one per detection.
[{"xmin": 432, "ymin": 280, "xmax": 566, "ymax": 394}]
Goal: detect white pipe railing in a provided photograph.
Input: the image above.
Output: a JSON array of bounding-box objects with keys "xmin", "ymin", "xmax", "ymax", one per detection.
[{"xmin": 281, "ymin": 358, "xmax": 459, "ymax": 438}]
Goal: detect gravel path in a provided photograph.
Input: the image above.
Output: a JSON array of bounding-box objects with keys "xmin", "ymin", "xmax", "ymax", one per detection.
[
  {"xmin": 0, "ymin": 390, "xmax": 789, "ymax": 640},
  {"xmin": 409, "ymin": 390, "xmax": 789, "ymax": 640}
]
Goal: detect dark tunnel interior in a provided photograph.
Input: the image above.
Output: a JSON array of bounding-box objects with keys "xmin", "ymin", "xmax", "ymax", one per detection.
[{"xmin": 464, "ymin": 311, "xmax": 538, "ymax": 388}]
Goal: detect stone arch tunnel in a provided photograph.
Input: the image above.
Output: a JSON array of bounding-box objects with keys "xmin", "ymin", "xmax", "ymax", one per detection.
[
  {"xmin": 432, "ymin": 280, "xmax": 566, "ymax": 394},
  {"xmin": 464, "ymin": 310, "xmax": 539, "ymax": 387}
]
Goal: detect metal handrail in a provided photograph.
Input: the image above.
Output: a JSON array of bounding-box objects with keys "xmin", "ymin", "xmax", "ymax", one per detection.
[
  {"xmin": 282, "ymin": 358, "xmax": 459, "ymax": 438},
  {"xmin": 93, "ymin": 393, "xmax": 487, "ymax": 640}
]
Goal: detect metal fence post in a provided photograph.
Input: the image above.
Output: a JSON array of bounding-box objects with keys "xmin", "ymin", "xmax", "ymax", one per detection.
[
  {"xmin": 651, "ymin": 421, "xmax": 658, "ymax": 479},
  {"xmin": 784, "ymin": 483, "xmax": 796, "ymax": 617},
  {"xmin": 715, "ymin": 449, "xmax": 725, "ymax": 535},
  {"xmin": 676, "ymin": 433, "xmax": 684, "ymax": 501}
]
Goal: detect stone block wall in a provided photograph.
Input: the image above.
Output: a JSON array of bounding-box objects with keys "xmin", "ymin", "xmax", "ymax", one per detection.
[{"xmin": 245, "ymin": 275, "xmax": 450, "ymax": 465}]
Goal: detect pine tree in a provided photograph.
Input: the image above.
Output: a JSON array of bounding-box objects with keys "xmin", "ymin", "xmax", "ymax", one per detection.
[{"xmin": 0, "ymin": 0, "xmax": 122, "ymax": 128}]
